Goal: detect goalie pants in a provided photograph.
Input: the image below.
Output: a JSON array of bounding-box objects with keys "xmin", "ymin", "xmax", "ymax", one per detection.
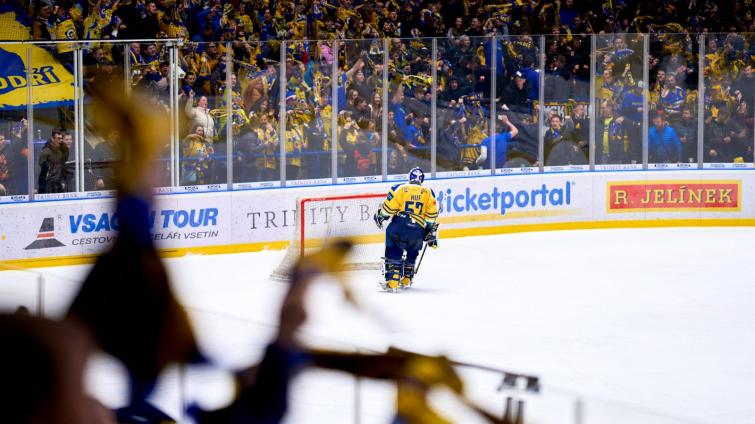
[{"xmin": 385, "ymin": 215, "xmax": 425, "ymax": 264}]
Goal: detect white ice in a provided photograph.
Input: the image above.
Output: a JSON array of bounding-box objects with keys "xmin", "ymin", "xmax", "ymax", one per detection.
[{"xmin": 2, "ymin": 227, "xmax": 755, "ymax": 424}]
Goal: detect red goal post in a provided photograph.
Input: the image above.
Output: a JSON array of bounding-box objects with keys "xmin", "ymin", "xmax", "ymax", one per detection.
[{"xmin": 271, "ymin": 192, "xmax": 387, "ymax": 280}]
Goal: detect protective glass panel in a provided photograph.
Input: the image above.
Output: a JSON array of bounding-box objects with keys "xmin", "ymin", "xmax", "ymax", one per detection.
[
  {"xmin": 543, "ymin": 34, "xmax": 591, "ymax": 170},
  {"xmin": 435, "ymin": 35, "xmax": 492, "ymax": 177},
  {"xmin": 385, "ymin": 38, "xmax": 432, "ymax": 181},
  {"xmin": 336, "ymin": 39, "xmax": 383, "ymax": 183},
  {"xmin": 31, "ymin": 43, "xmax": 77, "ymax": 197},
  {"xmin": 231, "ymin": 40, "xmax": 283, "ymax": 188},
  {"xmin": 126, "ymin": 42, "xmax": 175, "ymax": 188},
  {"xmin": 306, "ymin": 41, "xmax": 335, "ymax": 181},
  {"xmin": 703, "ymin": 33, "xmax": 754, "ymax": 168},
  {"xmin": 648, "ymin": 32, "xmax": 699, "ymax": 168},
  {"xmin": 0, "ymin": 44, "xmax": 31, "ymax": 200},
  {"xmin": 178, "ymin": 42, "xmax": 227, "ymax": 188},
  {"xmin": 495, "ymin": 34, "xmax": 540, "ymax": 172},
  {"xmin": 82, "ymin": 42, "xmax": 126, "ymax": 192},
  {"xmin": 280, "ymin": 40, "xmax": 330, "ymax": 186},
  {"xmin": 594, "ymin": 34, "xmax": 644, "ymax": 169}
]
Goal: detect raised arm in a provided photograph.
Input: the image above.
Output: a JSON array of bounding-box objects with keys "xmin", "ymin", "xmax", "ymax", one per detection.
[
  {"xmin": 501, "ymin": 114, "xmax": 518, "ymax": 138},
  {"xmin": 343, "ymin": 57, "xmax": 365, "ymax": 81},
  {"xmin": 184, "ymin": 92, "xmax": 196, "ymax": 118}
]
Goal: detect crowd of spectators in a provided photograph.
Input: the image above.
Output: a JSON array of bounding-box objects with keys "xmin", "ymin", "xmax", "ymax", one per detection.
[{"xmin": 0, "ymin": 0, "xmax": 753, "ymax": 192}]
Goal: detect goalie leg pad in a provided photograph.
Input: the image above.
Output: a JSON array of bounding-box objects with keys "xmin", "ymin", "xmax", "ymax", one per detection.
[
  {"xmin": 382, "ymin": 258, "xmax": 403, "ymax": 292},
  {"xmin": 384, "ymin": 232, "xmax": 405, "ymax": 288}
]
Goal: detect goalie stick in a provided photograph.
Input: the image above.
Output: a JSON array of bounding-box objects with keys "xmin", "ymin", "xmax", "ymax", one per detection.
[
  {"xmin": 414, "ymin": 242, "xmax": 430, "ymax": 276},
  {"xmin": 415, "ymin": 221, "xmax": 438, "ymax": 276}
]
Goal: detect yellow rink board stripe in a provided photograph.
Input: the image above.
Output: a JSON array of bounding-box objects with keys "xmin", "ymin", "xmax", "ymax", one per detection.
[
  {"xmin": 0, "ymin": 241, "xmax": 290, "ymax": 270},
  {"xmin": 3, "ymin": 218, "xmax": 755, "ymax": 270},
  {"xmin": 437, "ymin": 208, "xmax": 579, "ymax": 224}
]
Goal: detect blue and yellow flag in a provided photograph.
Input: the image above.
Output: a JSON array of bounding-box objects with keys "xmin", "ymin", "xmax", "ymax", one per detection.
[
  {"xmin": 0, "ymin": 2, "xmax": 31, "ymax": 41},
  {"xmin": 0, "ymin": 45, "xmax": 74, "ymax": 110}
]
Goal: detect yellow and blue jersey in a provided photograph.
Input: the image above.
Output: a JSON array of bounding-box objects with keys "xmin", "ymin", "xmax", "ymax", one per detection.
[
  {"xmin": 285, "ymin": 124, "xmax": 306, "ymax": 167},
  {"xmin": 461, "ymin": 124, "xmax": 486, "ymax": 165},
  {"xmin": 381, "ymin": 183, "xmax": 439, "ymax": 228},
  {"xmin": 54, "ymin": 14, "xmax": 77, "ymax": 53},
  {"xmin": 254, "ymin": 124, "xmax": 278, "ymax": 170}
]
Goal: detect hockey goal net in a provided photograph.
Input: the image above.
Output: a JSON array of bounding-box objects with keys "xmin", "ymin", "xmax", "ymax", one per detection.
[{"xmin": 270, "ymin": 193, "xmax": 387, "ymax": 280}]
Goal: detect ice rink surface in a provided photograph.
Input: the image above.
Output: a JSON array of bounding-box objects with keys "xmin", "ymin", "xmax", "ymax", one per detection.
[{"xmin": 2, "ymin": 227, "xmax": 755, "ymax": 423}]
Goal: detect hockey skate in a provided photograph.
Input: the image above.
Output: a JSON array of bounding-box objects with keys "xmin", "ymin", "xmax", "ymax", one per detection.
[
  {"xmin": 400, "ymin": 277, "xmax": 413, "ymax": 289},
  {"xmin": 380, "ymin": 278, "xmax": 400, "ymax": 293},
  {"xmin": 400, "ymin": 263, "xmax": 415, "ymax": 289}
]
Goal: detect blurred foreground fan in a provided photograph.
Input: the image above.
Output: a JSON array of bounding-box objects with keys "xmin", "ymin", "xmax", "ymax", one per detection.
[
  {"xmin": 66, "ymin": 76, "xmax": 202, "ymax": 404},
  {"xmin": 0, "ymin": 314, "xmax": 107, "ymax": 423},
  {"xmin": 116, "ymin": 401, "xmax": 176, "ymax": 423}
]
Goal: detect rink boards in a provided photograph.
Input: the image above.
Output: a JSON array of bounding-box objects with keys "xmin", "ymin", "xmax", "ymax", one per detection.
[{"xmin": 2, "ymin": 170, "xmax": 755, "ymax": 267}]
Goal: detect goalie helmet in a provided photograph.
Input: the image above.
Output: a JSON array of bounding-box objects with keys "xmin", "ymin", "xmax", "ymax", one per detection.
[{"xmin": 408, "ymin": 167, "xmax": 424, "ymax": 185}]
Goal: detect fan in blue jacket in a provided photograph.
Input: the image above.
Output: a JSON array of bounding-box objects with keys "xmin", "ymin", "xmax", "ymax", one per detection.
[{"xmin": 648, "ymin": 112, "xmax": 682, "ymax": 164}]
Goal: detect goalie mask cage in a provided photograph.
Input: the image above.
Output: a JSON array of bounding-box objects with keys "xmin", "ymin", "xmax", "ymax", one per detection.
[{"xmin": 270, "ymin": 193, "xmax": 387, "ymax": 280}]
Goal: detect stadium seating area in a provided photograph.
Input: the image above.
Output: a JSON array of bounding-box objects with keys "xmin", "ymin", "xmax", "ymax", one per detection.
[{"xmin": 0, "ymin": 0, "xmax": 752, "ymax": 193}]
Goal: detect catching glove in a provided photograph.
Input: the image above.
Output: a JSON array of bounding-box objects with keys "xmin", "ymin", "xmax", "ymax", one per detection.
[{"xmin": 374, "ymin": 211, "xmax": 387, "ymax": 229}]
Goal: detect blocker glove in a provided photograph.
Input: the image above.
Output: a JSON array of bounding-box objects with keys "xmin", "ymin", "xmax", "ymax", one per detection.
[{"xmin": 424, "ymin": 222, "xmax": 439, "ymax": 249}]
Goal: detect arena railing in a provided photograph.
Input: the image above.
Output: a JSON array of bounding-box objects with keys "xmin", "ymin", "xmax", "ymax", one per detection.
[{"xmin": 0, "ymin": 33, "xmax": 752, "ymax": 203}]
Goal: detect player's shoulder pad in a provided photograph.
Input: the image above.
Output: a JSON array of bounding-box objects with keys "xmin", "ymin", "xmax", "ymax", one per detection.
[{"xmin": 387, "ymin": 183, "xmax": 402, "ymax": 201}]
